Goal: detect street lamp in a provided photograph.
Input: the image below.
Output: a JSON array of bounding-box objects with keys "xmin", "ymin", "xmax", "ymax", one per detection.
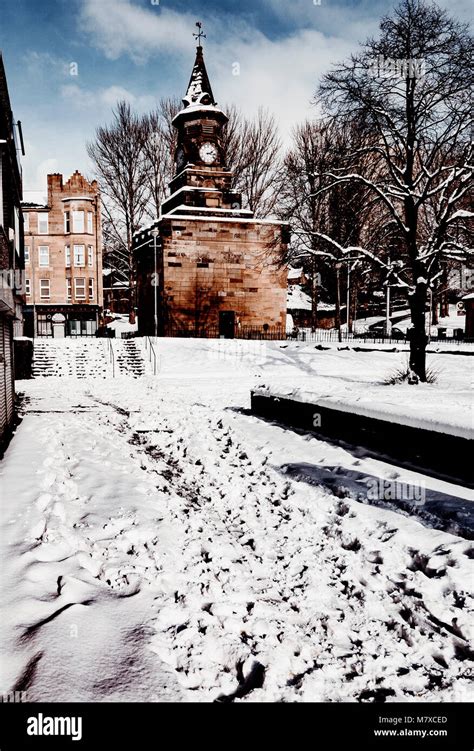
[
  {"xmin": 150, "ymin": 228, "xmax": 159, "ymax": 338},
  {"xmin": 385, "ymin": 255, "xmax": 393, "ymax": 337},
  {"xmin": 335, "ymin": 261, "xmax": 342, "ymax": 342}
]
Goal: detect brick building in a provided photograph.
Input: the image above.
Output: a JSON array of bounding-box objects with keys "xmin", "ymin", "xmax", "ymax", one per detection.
[
  {"xmin": 22, "ymin": 171, "xmax": 103, "ymax": 337},
  {"xmin": 134, "ymin": 43, "xmax": 287, "ymax": 337},
  {"xmin": 0, "ymin": 53, "xmax": 25, "ymax": 445}
]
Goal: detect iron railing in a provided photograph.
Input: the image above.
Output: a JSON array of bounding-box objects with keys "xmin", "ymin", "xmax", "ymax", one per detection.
[
  {"xmin": 144, "ymin": 336, "xmax": 159, "ymax": 375},
  {"xmin": 156, "ymin": 325, "xmax": 473, "ymax": 346},
  {"xmin": 105, "ymin": 337, "xmax": 115, "ymax": 377}
]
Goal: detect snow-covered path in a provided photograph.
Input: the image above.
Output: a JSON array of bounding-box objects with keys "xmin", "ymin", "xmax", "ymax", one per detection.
[{"xmin": 1, "ymin": 341, "xmax": 472, "ymax": 702}]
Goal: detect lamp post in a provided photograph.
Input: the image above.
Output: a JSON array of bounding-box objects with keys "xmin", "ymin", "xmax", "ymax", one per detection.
[
  {"xmin": 346, "ymin": 262, "xmax": 351, "ymax": 334},
  {"xmin": 335, "ymin": 262, "xmax": 342, "ymax": 342},
  {"xmin": 385, "ymin": 255, "xmax": 392, "ymax": 337},
  {"xmin": 150, "ymin": 228, "xmax": 159, "ymax": 338}
]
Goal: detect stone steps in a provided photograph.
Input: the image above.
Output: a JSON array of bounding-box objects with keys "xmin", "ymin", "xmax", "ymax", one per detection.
[{"xmin": 32, "ymin": 339, "xmax": 147, "ymax": 379}]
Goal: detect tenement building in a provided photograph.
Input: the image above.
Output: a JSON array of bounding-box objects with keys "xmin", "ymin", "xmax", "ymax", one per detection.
[
  {"xmin": 134, "ymin": 41, "xmax": 287, "ymax": 337},
  {"xmin": 22, "ymin": 171, "xmax": 103, "ymax": 337},
  {"xmin": 0, "ymin": 53, "xmax": 25, "ymax": 445}
]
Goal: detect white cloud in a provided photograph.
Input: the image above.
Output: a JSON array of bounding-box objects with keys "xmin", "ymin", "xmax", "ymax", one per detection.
[
  {"xmin": 212, "ymin": 29, "xmax": 355, "ymax": 142},
  {"xmin": 23, "ymin": 51, "xmax": 70, "ymax": 79},
  {"xmin": 78, "ymin": 0, "xmax": 196, "ymax": 62},
  {"xmin": 77, "ymin": 0, "xmax": 359, "ymax": 144},
  {"xmin": 61, "ymin": 84, "xmax": 155, "ymax": 111}
]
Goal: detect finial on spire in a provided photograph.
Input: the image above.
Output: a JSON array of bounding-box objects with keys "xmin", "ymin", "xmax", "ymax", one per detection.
[{"xmin": 193, "ymin": 21, "xmax": 206, "ymax": 47}]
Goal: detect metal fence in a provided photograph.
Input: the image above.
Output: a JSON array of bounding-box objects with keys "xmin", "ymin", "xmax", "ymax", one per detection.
[{"xmin": 144, "ymin": 325, "xmax": 473, "ymax": 346}]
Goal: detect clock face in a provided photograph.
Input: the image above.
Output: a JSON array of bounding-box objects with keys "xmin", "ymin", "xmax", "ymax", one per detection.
[{"xmin": 199, "ymin": 142, "xmax": 218, "ymax": 165}]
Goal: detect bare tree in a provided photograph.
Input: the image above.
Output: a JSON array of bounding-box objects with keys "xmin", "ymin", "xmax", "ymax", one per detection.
[
  {"xmin": 232, "ymin": 108, "xmax": 282, "ymax": 217},
  {"xmin": 87, "ymin": 101, "xmax": 150, "ymax": 319},
  {"xmin": 142, "ymin": 97, "xmax": 181, "ymax": 218},
  {"xmin": 314, "ymin": 0, "xmax": 473, "ymax": 381},
  {"xmin": 280, "ymin": 118, "xmax": 377, "ymax": 331},
  {"xmin": 221, "ymin": 103, "xmax": 243, "ymax": 171}
]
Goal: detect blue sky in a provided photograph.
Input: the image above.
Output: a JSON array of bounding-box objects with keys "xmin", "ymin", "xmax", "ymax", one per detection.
[{"xmin": 1, "ymin": 0, "xmax": 471, "ymax": 202}]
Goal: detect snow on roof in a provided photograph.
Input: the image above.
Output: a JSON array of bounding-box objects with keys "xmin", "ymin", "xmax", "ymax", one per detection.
[
  {"xmin": 133, "ymin": 220, "xmax": 160, "ymax": 238},
  {"xmin": 21, "ymin": 202, "xmax": 48, "ymax": 209},
  {"xmin": 461, "ymin": 292, "xmax": 474, "ymax": 300},
  {"xmin": 287, "ymin": 286, "xmax": 312, "ymax": 311},
  {"xmin": 288, "ymin": 267, "xmax": 304, "ymax": 280},
  {"xmin": 159, "ymin": 212, "xmax": 285, "ymax": 226}
]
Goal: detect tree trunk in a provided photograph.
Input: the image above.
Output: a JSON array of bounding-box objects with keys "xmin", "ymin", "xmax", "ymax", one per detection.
[
  {"xmin": 431, "ymin": 290, "xmax": 439, "ymax": 325},
  {"xmin": 408, "ymin": 280, "xmax": 429, "ymax": 382},
  {"xmin": 311, "ymin": 263, "xmax": 319, "ymax": 331}
]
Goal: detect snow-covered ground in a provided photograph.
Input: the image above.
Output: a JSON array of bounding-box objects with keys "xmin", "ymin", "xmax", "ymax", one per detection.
[{"xmin": 0, "ymin": 340, "xmax": 472, "ymax": 703}]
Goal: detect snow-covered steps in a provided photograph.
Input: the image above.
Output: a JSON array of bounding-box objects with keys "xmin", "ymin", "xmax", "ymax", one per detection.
[
  {"xmin": 33, "ymin": 339, "xmax": 112, "ymax": 379},
  {"xmin": 32, "ymin": 338, "xmax": 148, "ymax": 379},
  {"xmin": 114, "ymin": 340, "xmax": 146, "ymax": 378}
]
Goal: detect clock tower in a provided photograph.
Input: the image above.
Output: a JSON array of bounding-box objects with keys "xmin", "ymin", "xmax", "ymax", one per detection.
[
  {"xmin": 134, "ymin": 27, "xmax": 288, "ymax": 338},
  {"xmin": 161, "ymin": 40, "xmax": 243, "ymax": 217}
]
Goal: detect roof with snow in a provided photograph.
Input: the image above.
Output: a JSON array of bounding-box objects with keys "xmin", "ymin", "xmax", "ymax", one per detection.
[
  {"xmin": 288, "ymin": 267, "xmax": 304, "ymax": 280},
  {"xmin": 183, "ymin": 46, "xmax": 215, "ymax": 108},
  {"xmin": 287, "ymin": 286, "xmax": 312, "ymax": 311},
  {"xmin": 172, "ymin": 45, "xmax": 227, "ymax": 126}
]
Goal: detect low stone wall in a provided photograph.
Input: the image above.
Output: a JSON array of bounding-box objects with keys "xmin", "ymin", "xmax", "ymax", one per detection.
[{"xmin": 251, "ymin": 391, "xmax": 472, "ymax": 486}]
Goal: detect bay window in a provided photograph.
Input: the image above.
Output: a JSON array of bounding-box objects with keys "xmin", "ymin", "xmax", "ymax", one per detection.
[
  {"xmin": 72, "ymin": 210, "xmax": 85, "ymax": 233},
  {"xmin": 73, "ymin": 244, "xmax": 85, "ymax": 267},
  {"xmin": 75, "ymin": 277, "xmax": 86, "ymax": 299}
]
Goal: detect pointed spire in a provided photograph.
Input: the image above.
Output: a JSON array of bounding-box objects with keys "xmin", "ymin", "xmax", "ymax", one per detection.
[
  {"xmin": 182, "ymin": 43, "xmax": 216, "ymax": 108},
  {"xmin": 172, "ymin": 25, "xmax": 228, "ymax": 128}
]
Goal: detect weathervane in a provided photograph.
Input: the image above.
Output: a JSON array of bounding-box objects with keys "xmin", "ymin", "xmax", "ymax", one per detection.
[{"xmin": 194, "ymin": 21, "xmax": 206, "ymax": 46}]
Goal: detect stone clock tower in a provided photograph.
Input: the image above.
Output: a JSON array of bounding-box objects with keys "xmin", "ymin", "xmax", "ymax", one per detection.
[
  {"xmin": 174, "ymin": 44, "xmax": 227, "ymax": 172},
  {"xmin": 134, "ymin": 31, "xmax": 288, "ymax": 337}
]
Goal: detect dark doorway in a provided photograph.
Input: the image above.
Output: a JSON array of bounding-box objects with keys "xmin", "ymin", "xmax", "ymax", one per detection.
[{"xmin": 219, "ymin": 310, "xmax": 235, "ymax": 338}]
